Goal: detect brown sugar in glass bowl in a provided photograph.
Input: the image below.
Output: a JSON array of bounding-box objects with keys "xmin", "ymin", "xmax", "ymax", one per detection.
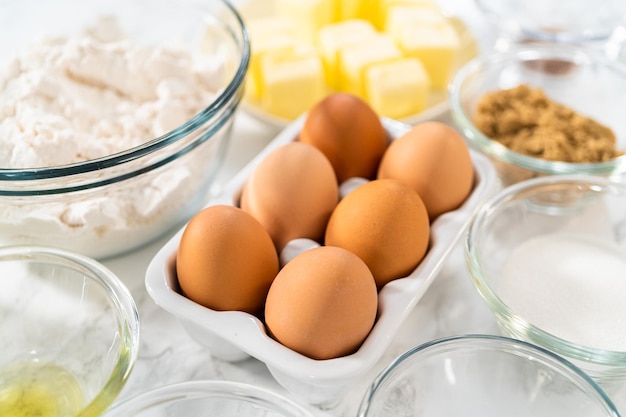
[{"xmin": 449, "ymin": 44, "xmax": 626, "ymax": 186}]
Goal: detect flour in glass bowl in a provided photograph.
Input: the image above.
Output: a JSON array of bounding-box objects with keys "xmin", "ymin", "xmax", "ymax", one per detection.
[
  {"xmin": 498, "ymin": 233, "xmax": 626, "ymax": 352},
  {"xmin": 0, "ymin": 17, "xmax": 231, "ymax": 259}
]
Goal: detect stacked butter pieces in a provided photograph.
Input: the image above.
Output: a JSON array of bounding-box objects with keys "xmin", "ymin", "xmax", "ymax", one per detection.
[{"xmin": 245, "ymin": 0, "xmax": 462, "ymax": 120}]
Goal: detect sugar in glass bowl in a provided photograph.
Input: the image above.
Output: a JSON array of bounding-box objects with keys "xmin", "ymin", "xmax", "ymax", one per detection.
[
  {"xmin": 102, "ymin": 380, "xmax": 316, "ymax": 417},
  {"xmin": 0, "ymin": 245, "xmax": 140, "ymax": 417},
  {"xmin": 449, "ymin": 43, "xmax": 626, "ymax": 187},
  {"xmin": 466, "ymin": 175, "xmax": 626, "ymax": 384},
  {"xmin": 357, "ymin": 335, "xmax": 621, "ymax": 417},
  {"xmin": 0, "ymin": 0, "xmax": 249, "ymax": 259}
]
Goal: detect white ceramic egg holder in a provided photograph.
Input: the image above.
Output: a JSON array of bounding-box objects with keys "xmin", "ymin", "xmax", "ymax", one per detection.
[{"xmin": 145, "ymin": 115, "xmax": 498, "ymax": 406}]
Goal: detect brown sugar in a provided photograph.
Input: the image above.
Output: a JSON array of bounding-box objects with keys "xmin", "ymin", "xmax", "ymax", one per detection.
[{"xmin": 473, "ymin": 84, "xmax": 622, "ymax": 163}]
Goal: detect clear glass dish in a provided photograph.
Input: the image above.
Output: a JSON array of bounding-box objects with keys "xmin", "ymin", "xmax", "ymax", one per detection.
[
  {"xmin": 466, "ymin": 175, "xmax": 626, "ymax": 384},
  {"xmin": 0, "ymin": 0, "xmax": 250, "ymax": 259},
  {"xmin": 357, "ymin": 335, "xmax": 621, "ymax": 417},
  {"xmin": 449, "ymin": 43, "xmax": 626, "ymax": 187},
  {"xmin": 0, "ymin": 245, "xmax": 140, "ymax": 417},
  {"xmin": 102, "ymin": 380, "xmax": 316, "ymax": 417},
  {"xmin": 475, "ymin": 0, "xmax": 626, "ymax": 45}
]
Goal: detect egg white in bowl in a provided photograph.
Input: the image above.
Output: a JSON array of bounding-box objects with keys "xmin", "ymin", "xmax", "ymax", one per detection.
[{"xmin": 145, "ymin": 115, "xmax": 497, "ymax": 407}]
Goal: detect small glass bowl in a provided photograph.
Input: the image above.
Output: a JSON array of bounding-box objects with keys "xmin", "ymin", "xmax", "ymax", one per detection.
[
  {"xmin": 0, "ymin": 245, "xmax": 140, "ymax": 417},
  {"xmin": 475, "ymin": 0, "xmax": 626, "ymax": 45},
  {"xmin": 466, "ymin": 175, "xmax": 626, "ymax": 383},
  {"xmin": 0, "ymin": 0, "xmax": 249, "ymax": 259},
  {"xmin": 357, "ymin": 335, "xmax": 621, "ymax": 417},
  {"xmin": 449, "ymin": 43, "xmax": 626, "ymax": 187},
  {"xmin": 102, "ymin": 380, "xmax": 316, "ymax": 417}
]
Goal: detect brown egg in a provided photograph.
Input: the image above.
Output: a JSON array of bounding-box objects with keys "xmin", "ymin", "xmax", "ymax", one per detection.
[
  {"xmin": 325, "ymin": 179, "xmax": 430, "ymax": 289},
  {"xmin": 240, "ymin": 142, "xmax": 339, "ymax": 252},
  {"xmin": 176, "ymin": 205, "xmax": 279, "ymax": 316},
  {"xmin": 378, "ymin": 121, "xmax": 474, "ymax": 220},
  {"xmin": 299, "ymin": 93, "xmax": 388, "ymax": 183},
  {"xmin": 264, "ymin": 246, "xmax": 378, "ymax": 360}
]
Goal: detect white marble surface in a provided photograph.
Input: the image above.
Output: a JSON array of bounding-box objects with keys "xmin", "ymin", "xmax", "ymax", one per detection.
[{"xmin": 97, "ymin": 1, "xmax": 626, "ymax": 415}]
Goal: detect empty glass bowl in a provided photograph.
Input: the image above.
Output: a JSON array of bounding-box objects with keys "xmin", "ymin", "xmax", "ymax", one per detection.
[
  {"xmin": 102, "ymin": 380, "xmax": 316, "ymax": 417},
  {"xmin": 357, "ymin": 335, "xmax": 621, "ymax": 417},
  {"xmin": 0, "ymin": 246, "xmax": 140, "ymax": 417},
  {"xmin": 475, "ymin": 0, "xmax": 626, "ymax": 46}
]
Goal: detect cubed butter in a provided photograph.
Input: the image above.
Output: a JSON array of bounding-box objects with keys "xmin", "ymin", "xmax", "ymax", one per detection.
[
  {"xmin": 275, "ymin": 0, "xmax": 336, "ymax": 44},
  {"xmin": 259, "ymin": 49, "xmax": 326, "ymax": 120},
  {"xmin": 246, "ymin": 34, "xmax": 296, "ymax": 100},
  {"xmin": 365, "ymin": 58, "xmax": 430, "ymax": 118},
  {"xmin": 376, "ymin": 0, "xmax": 439, "ymax": 29},
  {"xmin": 317, "ymin": 19, "xmax": 377, "ymax": 90},
  {"xmin": 384, "ymin": 6, "xmax": 447, "ymax": 40},
  {"xmin": 337, "ymin": 0, "xmax": 378, "ymax": 21},
  {"xmin": 338, "ymin": 34, "xmax": 402, "ymax": 97},
  {"xmin": 245, "ymin": 17, "xmax": 299, "ymax": 100},
  {"xmin": 395, "ymin": 23, "xmax": 460, "ymax": 89}
]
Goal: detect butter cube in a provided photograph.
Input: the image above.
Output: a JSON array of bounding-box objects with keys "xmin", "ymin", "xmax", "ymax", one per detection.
[
  {"xmin": 376, "ymin": 0, "xmax": 439, "ymax": 28},
  {"xmin": 246, "ymin": 34, "xmax": 296, "ymax": 100},
  {"xmin": 395, "ymin": 23, "xmax": 460, "ymax": 89},
  {"xmin": 275, "ymin": 0, "xmax": 336, "ymax": 44},
  {"xmin": 338, "ymin": 35, "xmax": 402, "ymax": 97},
  {"xmin": 317, "ymin": 19, "xmax": 377, "ymax": 90},
  {"xmin": 384, "ymin": 6, "xmax": 448, "ymax": 40},
  {"xmin": 337, "ymin": 0, "xmax": 378, "ymax": 21},
  {"xmin": 246, "ymin": 16, "xmax": 297, "ymax": 40},
  {"xmin": 365, "ymin": 58, "xmax": 430, "ymax": 118},
  {"xmin": 259, "ymin": 49, "xmax": 326, "ymax": 119},
  {"xmin": 245, "ymin": 17, "xmax": 298, "ymax": 100}
]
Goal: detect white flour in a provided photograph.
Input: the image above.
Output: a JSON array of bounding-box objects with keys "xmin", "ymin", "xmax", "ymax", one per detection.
[
  {"xmin": 0, "ymin": 17, "xmax": 229, "ymax": 259},
  {"xmin": 0, "ymin": 16, "xmax": 222, "ymax": 168},
  {"xmin": 499, "ymin": 233, "xmax": 626, "ymax": 352}
]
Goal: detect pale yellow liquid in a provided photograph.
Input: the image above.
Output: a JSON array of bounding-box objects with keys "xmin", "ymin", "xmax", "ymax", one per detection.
[{"xmin": 0, "ymin": 361, "xmax": 84, "ymax": 417}]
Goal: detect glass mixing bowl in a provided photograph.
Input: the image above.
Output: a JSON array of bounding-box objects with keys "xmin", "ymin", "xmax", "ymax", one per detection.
[
  {"xmin": 466, "ymin": 175, "xmax": 626, "ymax": 384},
  {"xmin": 0, "ymin": 0, "xmax": 249, "ymax": 259},
  {"xmin": 102, "ymin": 380, "xmax": 316, "ymax": 417},
  {"xmin": 0, "ymin": 245, "xmax": 140, "ymax": 417},
  {"xmin": 357, "ymin": 335, "xmax": 621, "ymax": 417},
  {"xmin": 475, "ymin": 0, "xmax": 626, "ymax": 45},
  {"xmin": 449, "ymin": 43, "xmax": 626, "ymax": 187}
]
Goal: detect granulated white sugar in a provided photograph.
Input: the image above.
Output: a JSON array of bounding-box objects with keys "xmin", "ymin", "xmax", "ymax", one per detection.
[{"xmin": 499, "ymin": 233, "xmax": 626, "ymax": 352}]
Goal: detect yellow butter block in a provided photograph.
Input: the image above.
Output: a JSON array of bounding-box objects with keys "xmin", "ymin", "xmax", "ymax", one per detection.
[
  {"xmin": 376, "ymin": 0, "xmax": 439, "ymax": 29},
  {"xmin": 338, "ymin": 34, "xmax": 402, "ymax": 97},
  {"xmin": 275, "ymin": 0, "xmax": 336, "ymax": 44},
  {"xmin": 365, "ymin": 58, "xmax": 430, "ymax": 119},
  {"xmin": 395, "ymin": 23, "xmax": 460, "ymax": 89},
  {"xmin": 245, "ymin": 16, "xmax": 298, "ymax": 100},
  {"xmin": 337, "ymin": 0, "xmax": 378, "ymax": 21},
  {"xmin": 259, "ymin": 50, "xmax": 327, "ymax": 120},
  {"xmin": 317, "ymin": 19, "xmax": 377, "ymax": 90},
  {"xmin": 384, "ymin": 6, "xmax": 448, "ymax": 39},
  {"xmin": 246, "ymin": 16, "xmax": 297, "ymax": 40},
  {"xmin": 246, "ymin": 34, "xmax": 296, "ymax": 100}
]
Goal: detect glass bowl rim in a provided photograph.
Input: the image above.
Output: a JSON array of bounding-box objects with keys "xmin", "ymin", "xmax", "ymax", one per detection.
[
  {"xmin": 0, "ymin": 244, "xmax": 141, "ymax": 416},
  {"xmin": 102, "ymin": 380, "xmax": 318, "ymax": 417},
  {"xmin": 449, "ymin": 43, "xmax": 626, "ymax": 176},
  {"xmin": 465, "ymin": 174, "xmax": 626, "ymax": 362},
  {"xmin": 357, "ymin": 334, "xmax": 621, "ymax": 417},
  {"xmin": 473, "ymin": 0, "xmax": 626, "ymax": 43},
  {"xmin": 0, "ymin": 0, "xmax": 250, "ymax": 182}
]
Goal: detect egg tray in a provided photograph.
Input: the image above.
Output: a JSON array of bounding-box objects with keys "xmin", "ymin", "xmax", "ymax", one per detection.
[{"xmin": 145, "ymin": 115, "xmax": 498, "ymax": 406}]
